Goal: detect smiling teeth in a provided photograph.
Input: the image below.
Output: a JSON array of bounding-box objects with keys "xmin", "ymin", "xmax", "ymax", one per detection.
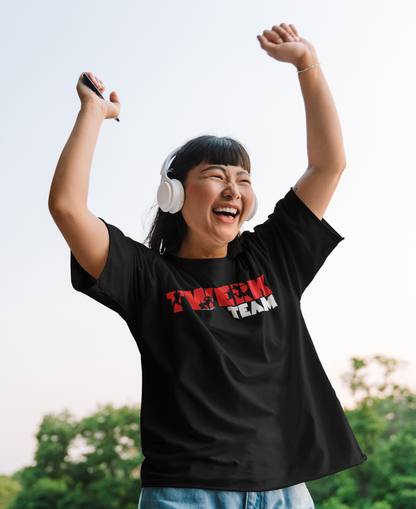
[{"xmin": 213, "ymin": 207, "xmax": 238, "ymax": 214}]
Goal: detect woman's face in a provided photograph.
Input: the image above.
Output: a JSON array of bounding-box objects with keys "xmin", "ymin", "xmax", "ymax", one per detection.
[{"xmin": 177, "ymin": 162, "xmax": 255, "ymax": 259}]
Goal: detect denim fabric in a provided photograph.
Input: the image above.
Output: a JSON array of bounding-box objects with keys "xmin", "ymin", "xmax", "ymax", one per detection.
[{"xmin": 138, "ymin": 484, "xmax": 314, "ymax": 508}]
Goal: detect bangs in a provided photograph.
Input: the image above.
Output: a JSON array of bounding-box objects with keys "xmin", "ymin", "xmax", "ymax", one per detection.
[{"xmin": 170, "ymin": 135, "xmax": 251, "ymax": 179}]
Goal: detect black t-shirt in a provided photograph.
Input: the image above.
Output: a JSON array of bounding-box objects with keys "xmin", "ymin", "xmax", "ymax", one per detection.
[{"xmin": 71, "ymin": 189, "xmax": 366, "ymax": 491}]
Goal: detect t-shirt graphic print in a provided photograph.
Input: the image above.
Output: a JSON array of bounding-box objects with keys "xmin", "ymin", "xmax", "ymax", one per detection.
[{"xmin": 166, "ymin": 274, "xmax": 277, "ymax": 319}]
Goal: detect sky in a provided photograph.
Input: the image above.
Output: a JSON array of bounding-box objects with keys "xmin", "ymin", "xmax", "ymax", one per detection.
[{"xmin": 1, "ymin": 0, "xmax": 415, "ymax": 475}]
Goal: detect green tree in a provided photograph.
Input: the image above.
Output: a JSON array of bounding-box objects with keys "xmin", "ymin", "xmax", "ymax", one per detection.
[
  {"xmin": 0, "ymin": 475, "xmax": 22, "ymax": 509},
  {"xmin": 9, "ymin": 405, "xmax": 143, "ymax": 509},
  {"xmin": 8, "ymin": 357, "xmax": 416, "ymax": 508},
  {"xmin": 307, "ymin": 356, "xmax": 416, "ymax": 509}
]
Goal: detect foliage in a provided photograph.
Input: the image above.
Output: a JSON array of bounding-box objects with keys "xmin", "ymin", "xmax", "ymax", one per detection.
[
  {"xmin": 8, "ymin": 405, "xmax": 143, "ymax": 509},
  {"xmin": 307, "ymin": 355, "xmax": 416, "ymax": 509},
  {"xmin": 5, "ymin": 356, "xmax": 416, "ymax": 508},
  {"xmin": 0, "ymin": 476, "xmax": 22, "ymax": 509}
]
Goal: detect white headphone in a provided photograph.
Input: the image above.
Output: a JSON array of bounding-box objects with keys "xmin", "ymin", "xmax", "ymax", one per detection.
[{"xmin": 157, "ymin": 147, "xmax": 258, "ymax": 221}]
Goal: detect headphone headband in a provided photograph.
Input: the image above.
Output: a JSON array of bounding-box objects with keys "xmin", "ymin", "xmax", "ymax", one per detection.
[{"xmin": 159, "ymin": 147, "xmax": 182, "ymax": 176}]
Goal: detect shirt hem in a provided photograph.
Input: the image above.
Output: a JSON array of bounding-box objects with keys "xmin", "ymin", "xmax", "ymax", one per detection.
[{"xmin": 141, "ymin": 455, "xmax": 367, "ymax": 492}]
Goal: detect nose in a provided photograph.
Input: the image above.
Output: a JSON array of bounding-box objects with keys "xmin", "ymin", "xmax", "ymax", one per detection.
[{"xmin": 222, "ymin": 182, "xmax": 241, "ymax": 200}]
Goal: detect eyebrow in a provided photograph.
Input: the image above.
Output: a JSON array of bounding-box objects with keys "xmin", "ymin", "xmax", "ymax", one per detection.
[{"xmin": 201, "ymin": 165, "xmax": 250, "ymax": 177}]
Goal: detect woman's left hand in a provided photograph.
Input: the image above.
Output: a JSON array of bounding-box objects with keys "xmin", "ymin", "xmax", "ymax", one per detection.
[{"xmin": 257, "ymin": 23, "xmax": 317, "ymax": 70}]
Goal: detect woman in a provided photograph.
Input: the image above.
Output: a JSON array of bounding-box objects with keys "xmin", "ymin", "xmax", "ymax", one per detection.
[{"xmin": 49, "ymin": 23, "xmax": 365, "ymax": 509}]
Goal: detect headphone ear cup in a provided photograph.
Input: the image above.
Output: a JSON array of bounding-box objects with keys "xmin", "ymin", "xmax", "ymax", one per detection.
[
  {"xmin": 245, "ymin": 193, "xmax": 258, "ymax": 222},
  {"xmin": 157, "ymin": 176, "xmax": 185, "ymax": 214},
  {"xmin": 157, "ymin": 147, "xmax": 184, "ymax": 214},
  {"xmin": 168, "ymin": 178, "xmax": 185, "ymax": 214}
]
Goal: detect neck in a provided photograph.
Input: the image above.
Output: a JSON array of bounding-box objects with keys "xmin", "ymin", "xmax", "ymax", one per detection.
[{"xmin": 176, "ymin": 236, "xmax": 228, "ymax": 259}]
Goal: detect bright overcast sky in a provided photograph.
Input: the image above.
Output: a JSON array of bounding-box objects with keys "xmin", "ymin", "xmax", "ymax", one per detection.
[{"xmin": 1, "ymin": 0, "xmax": 415, "ymax": 475}]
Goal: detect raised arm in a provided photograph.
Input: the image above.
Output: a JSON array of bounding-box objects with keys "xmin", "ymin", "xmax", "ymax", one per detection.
[
  {"xmin": 258, "ymin": 23, "xmax": 345, "ymax": 220},
  {"xmin": 48, "ymin": 73, "xmax": 120, "ymax": 279}
]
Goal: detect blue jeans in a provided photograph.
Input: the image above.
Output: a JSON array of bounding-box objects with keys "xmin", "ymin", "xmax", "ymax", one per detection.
[{"xmin": 138, "ymin": 484, "xmax": 314, "ymax": 508}]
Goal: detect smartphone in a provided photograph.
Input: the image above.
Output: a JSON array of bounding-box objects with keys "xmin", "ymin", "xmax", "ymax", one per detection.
[{"xmin": 82, "ymin": 73, "xmax": 120, "ymax": 122}]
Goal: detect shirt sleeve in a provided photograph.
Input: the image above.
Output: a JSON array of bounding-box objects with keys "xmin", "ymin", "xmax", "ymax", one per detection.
[
  {"xmin": 250, "ymin": 189, "xmax": 344, "ymax": 298},
  {"xmin": 70, "ymin": 219, "xmax": 154, "ymax": 324}
]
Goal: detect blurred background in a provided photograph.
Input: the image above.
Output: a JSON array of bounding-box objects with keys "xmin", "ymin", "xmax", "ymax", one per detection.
[{"xmin": 1, "ymin": 0, "xmax": 415, "ymax": 506}]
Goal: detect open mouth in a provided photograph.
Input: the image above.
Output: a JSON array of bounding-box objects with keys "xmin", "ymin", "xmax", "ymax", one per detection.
[{"xmin": 212, "ymin": 207, "xmax": 239, "ymax": 218}]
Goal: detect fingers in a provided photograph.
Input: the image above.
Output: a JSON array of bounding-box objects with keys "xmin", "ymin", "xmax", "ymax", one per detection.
[
  {"xmin": 289, "ymin": 24, "xmax": 299, "ymax": 37},
  {"xmin": 258, "ymin": 23, "xmax": 301, "ymax": 54},
  {"xmin": 257, "ymin": 23, "xmax": 314, "ymax": 67},
  {"xmin": 80, "ymin": 72, "xmax": 106, "ymax": 93},
  {"xmin": 257, "ymin": 35, "xmax": 277, "ymax": 55},
  {"xmin": 272, "ymin": 23, "xmax": 300, "ymax": 42},
  {"xmin": 259, "ymin": 23, "xmax": 300, "ymax": 46},
  {"xmin": 109, "ymin": 91, "xmax": 120, "ymax": 107},
  {"xmin": 261, "ymin": 30, "xmax": 283, "ymax": 45}
]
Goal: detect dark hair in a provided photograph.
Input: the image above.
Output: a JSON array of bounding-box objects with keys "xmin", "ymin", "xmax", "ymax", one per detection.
[{"xmin": 146, "ymin": 135, "xmax": 251, "ymax": 258}]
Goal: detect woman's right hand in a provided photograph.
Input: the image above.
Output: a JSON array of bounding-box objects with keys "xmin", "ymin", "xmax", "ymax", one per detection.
[{"xmin": 76, "ymin": 72, "xmax": 121, "ymax": 120}]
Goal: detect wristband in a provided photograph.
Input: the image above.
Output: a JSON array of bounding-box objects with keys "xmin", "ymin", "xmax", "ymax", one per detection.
[{"xmin": 297, "ymin": 63, "xmax": 321, "ymax": 74}]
